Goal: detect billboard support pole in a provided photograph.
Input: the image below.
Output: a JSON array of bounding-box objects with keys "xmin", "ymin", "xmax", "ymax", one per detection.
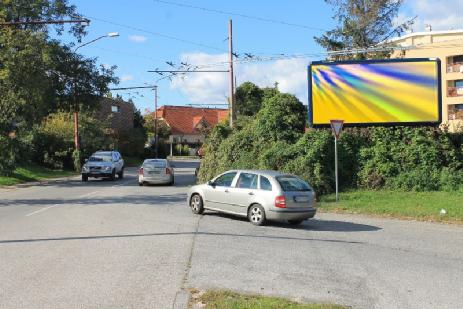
[
  {"xmin": 334, "ymin": 135, "xmax": 339, "ymax": 202},
  {"xmin": 330, "ymin": 120, "xmax": 344, "ymax": 202}
]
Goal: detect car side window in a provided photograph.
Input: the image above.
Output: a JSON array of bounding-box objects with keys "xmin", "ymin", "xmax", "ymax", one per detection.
[
  {"xmin": 260, "ymin": 176, "xmax": 272, "ymax": 191},
  {"xmin": 214, "ymin": 172, "xmax": 237, "ymax": 187},
  {"xmin": 236, "ymin": 173, "xmax": 258, "ymax": 189}
]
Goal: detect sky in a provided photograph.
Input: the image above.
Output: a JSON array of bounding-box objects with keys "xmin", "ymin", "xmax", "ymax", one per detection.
[{"xmin": 59, "ymin": 0, "xmax": 463, "ymax": 114}]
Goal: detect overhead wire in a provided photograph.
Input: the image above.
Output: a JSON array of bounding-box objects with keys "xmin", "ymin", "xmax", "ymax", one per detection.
[
  {"xmin": 85, "ymin": 15, "xmax": 227, "ymax": 52},
  {"xmin": 152, "ymin": 0, "xmax": 327, "ymax": 31}
]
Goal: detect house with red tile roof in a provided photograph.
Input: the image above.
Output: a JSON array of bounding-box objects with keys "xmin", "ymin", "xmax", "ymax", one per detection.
[{"xmin": 155, "ymin": 106, "xmax": 228, "ymax": 153}]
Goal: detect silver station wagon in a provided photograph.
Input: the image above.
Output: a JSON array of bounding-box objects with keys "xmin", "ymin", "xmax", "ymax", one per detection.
[{"xmin": 187, "ymin": 170, "xmax": 317, "ymax": 225}]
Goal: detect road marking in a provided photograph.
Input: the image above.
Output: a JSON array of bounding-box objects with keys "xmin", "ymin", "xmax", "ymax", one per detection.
[
  {"xmin": 25, "ymin": 205, "xmax": 57, "ymax": 217},
  {"xmin": 79, "ymin": 191, "xmax": 99, "ymax": 198}
]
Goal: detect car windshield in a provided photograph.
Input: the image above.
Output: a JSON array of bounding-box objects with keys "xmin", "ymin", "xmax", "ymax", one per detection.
[
  {"xmin": 276, "ymin": 176, "xmax": 312, "ymax": 192},
  {"xmin": 144, "ymin": 160, "xmax": 166, "ymax": 168},
  {"xmin": 89, "ymin": 154, "xmax": 112, "ymax": 162}
]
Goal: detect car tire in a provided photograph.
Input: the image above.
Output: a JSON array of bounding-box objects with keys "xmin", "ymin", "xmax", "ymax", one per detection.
[
  {"xmin": 248, "ymin": 204, "xmax": 266, "ymax": 226},
  {"xmin": 138, "ymin": 181, "xmax": 144, "ymax": 186},
  {"xmin": 82, "ymin": 175, "xmax": 88, "ymax": 182},
  {"xmin": 170, "ymin": 177, "xmax": 175, "ymax": 186},
  {"xmin": 110, "ymin": 169, "xmax": 116, "ymax": 181},
  {"xmin": 288, "ymin": 219, "xmax": 304, "ymax": 225},
  {"xmin": 190, "ymin": 194, "xmax": 204, "ymax": 214},
  {"xmin": 118, "ymin": 168, "xmax": 124, "ymax": 179}
]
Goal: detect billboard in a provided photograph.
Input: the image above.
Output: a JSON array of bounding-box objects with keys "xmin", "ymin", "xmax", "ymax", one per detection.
[{"xmin": 308, "ymin": 58, "xmax": 441, "ymax": 127}]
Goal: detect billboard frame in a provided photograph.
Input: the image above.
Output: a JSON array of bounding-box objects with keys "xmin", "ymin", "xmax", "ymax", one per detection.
[{"xmin": 308, "ymin": 57, "xmax": 442, "ymax": 128}]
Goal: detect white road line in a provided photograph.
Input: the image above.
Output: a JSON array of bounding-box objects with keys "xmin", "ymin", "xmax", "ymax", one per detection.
[
  {"xmin": 25, "ymin": 205, "xmax": 57, "ymax": 217},
  {"xmin": 79, "ymin": 191, "xmax": 99, "ymax": 198}
]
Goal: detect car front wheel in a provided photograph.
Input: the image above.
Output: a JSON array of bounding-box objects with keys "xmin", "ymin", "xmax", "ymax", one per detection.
[
  {"xmin": 110, "ymin": 169, "xmax": 116, "ymax": 181},
  {"xmin": 190, "ymin": 194, "xmax": 204, "ymax": 214},
  {"xmin": 248, "ymin": 204, "xmax": 266, "ymax": 226},
  {"xmin": 118, "ymin": 168, "xmax": 124, "ymax": 179},
  {"xmin": 82, "ymin": 175, "xmax": 88, "ymax": 182}
]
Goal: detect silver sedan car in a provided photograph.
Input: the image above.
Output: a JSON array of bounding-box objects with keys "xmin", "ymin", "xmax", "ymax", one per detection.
[
  {"xmin": 138, "ymin": 159, "xmax": 174, "ymax": 186},
  {"xmin": 187, "ymin": 170, "xmax": 317, "ymax": 225}
]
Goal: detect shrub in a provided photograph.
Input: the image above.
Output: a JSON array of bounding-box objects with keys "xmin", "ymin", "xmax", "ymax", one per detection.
[{"xmin": 182, "ymin": 144, "xmax": 190, "ymax": 155}]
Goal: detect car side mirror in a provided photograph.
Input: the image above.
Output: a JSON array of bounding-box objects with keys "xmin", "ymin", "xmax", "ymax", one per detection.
[{"xmin": 207, "ymin": 180, "xmax": 215, "ymax": 187}]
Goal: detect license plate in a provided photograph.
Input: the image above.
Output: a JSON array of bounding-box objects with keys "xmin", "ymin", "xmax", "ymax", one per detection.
[
  {"xmin": 149, "ymin": 170, "xmax": 161, "ymax": 175},
  {"xmin": 295, "ymin": 196, "xmax": 309, "ymax": 203}
]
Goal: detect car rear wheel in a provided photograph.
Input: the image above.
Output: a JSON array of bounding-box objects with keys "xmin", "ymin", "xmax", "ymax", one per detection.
[
  {"xmin": 288, "ymin": 219, "xmax": 304, "ymax": 225},
  {"xmin": 248, "ymin": 204, "xmax": 266, "ymax": 226},
  {"xmin": 190, "ymin": 194, "xmax": 204, "ymax": 214}
]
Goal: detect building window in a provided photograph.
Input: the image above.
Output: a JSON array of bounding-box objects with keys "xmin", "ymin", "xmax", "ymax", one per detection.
[
  {"xmin": 111, "ymin": 105, "xmax": 120, "ymax": 113},
  {"xmin": 453, "ymin": 55, "xmax": 463, "ymax": 63},
  {"xmin": 448, "ymin": 80, "xmax": 463, "ymax": 97},
  {"xmin": 448, "ymin": 104, "xmax": 463, "ymax": 120}
]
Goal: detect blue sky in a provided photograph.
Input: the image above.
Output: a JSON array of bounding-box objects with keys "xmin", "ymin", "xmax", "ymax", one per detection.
[{"xmin": 61, "ymin": 0, "xmax": 461, "ymax": 113}]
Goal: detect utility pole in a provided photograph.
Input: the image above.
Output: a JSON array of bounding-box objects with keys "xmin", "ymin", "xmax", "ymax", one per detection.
[
  {"xmin": 154, "ymin": 86, "xmax": 159, "ymax": 158},
  {"xmin": 228, "ymin": 19, "xmax": 235, "ymax": 128}
]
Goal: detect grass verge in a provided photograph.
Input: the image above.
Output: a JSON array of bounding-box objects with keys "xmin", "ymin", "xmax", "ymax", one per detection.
[
  {"xmin": 319, "ymin": 189, "xmax": 463, "ymax": 224},
  {"xmin": 190, "ymin": 290, "xmax": 346, "ymax": 309},
  {"xmin": 0, "ymin": 165, "xmax": 77, "ymax": 186}
]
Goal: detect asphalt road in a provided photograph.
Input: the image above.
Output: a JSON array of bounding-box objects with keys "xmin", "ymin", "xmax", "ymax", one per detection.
[{"xmin": 0, "ymin": 160, "xmax": 462, "ymax": 309}]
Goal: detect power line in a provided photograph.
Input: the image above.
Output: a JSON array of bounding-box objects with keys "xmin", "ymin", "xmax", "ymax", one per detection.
[
  {"xmin": 0, "ymin": 19, "xmax": 89, "ymax": 26},
  {"xmin": 153, "ymin": 0, "xmax": 326, "ymax": 31},
  {"xmin": 85, "ymin": 15, "xmax": 226, "ymax": 52}
]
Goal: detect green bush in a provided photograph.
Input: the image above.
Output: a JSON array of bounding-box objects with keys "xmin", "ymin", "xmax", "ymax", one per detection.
[
  {"xmin": 31, "ymin": 112, "xmax": 114, "ymax": 169},
  {"xmin": 0, "ymin": 136, "xmax": 18, "ymax": 176},
  {"xmin": 198, "ymin": 84, "xmax": 463, "ymax": 194}
]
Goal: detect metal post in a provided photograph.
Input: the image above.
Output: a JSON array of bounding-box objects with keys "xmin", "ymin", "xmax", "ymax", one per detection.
[
  {"xmin": 228, "ymin": 19, "xmax": 235, "ymax": 127},
  {"xmin": 334, "ymin": 136, "xmax": 339, "ymax": 202},
  {"xmin": 73, "ymin": 111, "xmax": 80, "ymax": 150},
  {"xmin": 154, "ymin": 86, "xmax": 158, "ymax": 158}
]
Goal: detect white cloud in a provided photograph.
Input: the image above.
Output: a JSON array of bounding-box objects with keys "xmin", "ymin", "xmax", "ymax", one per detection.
[
  {"xmin": 170, "ymin": 52, "xmax": 309, "ymax": 105},
  {"xmin": 128, "ymin": 35, "xmax": 148, "ymax": 43},
  {"xmin": 120, "ymin": 75, "xmax": 134, "ymax": 82},
  {"xmin": 401, "ymin": 0, "xmax": 463, "ymax": 32}
]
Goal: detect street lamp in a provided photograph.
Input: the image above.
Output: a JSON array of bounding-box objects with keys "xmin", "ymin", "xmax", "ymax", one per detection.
[
  {"xmin": 74, "ymin": 32, "xmax": 119, "ymax": 52},
  {"xmin": 72, "ymin": 32, "xmax": 119, "ymax": 152}
]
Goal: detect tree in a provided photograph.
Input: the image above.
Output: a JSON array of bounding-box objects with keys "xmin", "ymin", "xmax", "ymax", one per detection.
[
  {"xmin": 143, "ymin": 113, "xmax": 171, "ymax": 140},
  {"xmin": 314, "ymin": 0, "xmax": 414, "ymax": 60},
  {"xmin": 255, "ymin": 93, "xmax": 306, "ymax": 143},
  {"xmin": 0, "ymin": 0, "xmax": 87, "ymax": 40},
  {"xmin": 235, "ymin": 82, "xmax": 264, "ymax": 116},
  {"xmin": 0, "ymin": 1, "xmax": 117, "ymax": 175}
]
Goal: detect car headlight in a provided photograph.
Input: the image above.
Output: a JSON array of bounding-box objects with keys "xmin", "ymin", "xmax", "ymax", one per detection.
[
  {"xmin": 82, "ymin": 165, "xmax": 89, "ymax": 172},
  {"xmin": 103, "ymin": 166, "xmax": 112, "ymax": 171}
]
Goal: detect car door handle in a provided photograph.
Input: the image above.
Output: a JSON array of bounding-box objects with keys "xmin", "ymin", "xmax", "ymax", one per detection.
[{"xmin": 248, "ymin": 192, "xmax": 254, "ymax": 195}]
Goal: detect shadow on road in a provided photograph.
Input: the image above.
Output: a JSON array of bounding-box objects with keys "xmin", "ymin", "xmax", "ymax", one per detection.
[
  {"xmin": 0, "ymin": 194, "xmax": 186, "ymax": 207},
  {"xmin": 0, "ymin": 231, "xmax": 365, "ymax": 245},
  {"xmin": 7, "ymin": 172, "xmax": 197, "ymax": 189},
  {"xmin": 204, "ymin": 212, "xmax": 381, "ymax": 232}
]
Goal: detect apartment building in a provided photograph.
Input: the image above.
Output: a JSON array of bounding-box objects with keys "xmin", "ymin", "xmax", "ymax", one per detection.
[{"xmin": 391, "ymin": 29, "xmax": 463, "ymax": 130}]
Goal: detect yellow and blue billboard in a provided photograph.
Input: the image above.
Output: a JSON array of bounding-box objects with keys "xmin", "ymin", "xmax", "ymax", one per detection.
[{"xmin": 309, "ymin": 58, "xmax": 441, "ymax": 126}]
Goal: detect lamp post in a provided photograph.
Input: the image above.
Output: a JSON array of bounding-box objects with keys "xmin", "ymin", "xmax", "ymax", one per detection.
[{"xmin": 72, "ymin": 32, "xmax": 119, "ymax": 151}]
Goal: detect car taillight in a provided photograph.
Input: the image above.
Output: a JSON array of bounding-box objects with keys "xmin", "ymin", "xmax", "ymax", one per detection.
[
  {"xmin": 139, "ymin": 167, "xmax": 144, "ymax": 175},
  {"xmin": 166, "ymin": 168, "xmax": 171, "ymax": 175},
  {"xmin": 275, "ymin": 196, "xmax": 286, "ymax": 208}
]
